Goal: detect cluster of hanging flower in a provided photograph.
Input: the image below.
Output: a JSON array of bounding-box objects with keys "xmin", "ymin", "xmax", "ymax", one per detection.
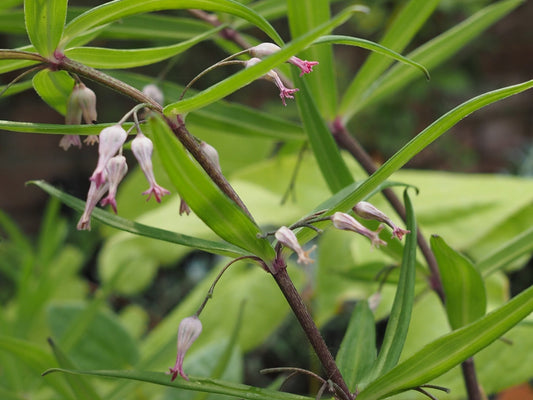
[
  {"xmin": 245, "ymin": 43, "xmax": 319, "ymax": 106},
  {"xmin": 76, "ymin": 84, "xmax": 172, "ymax": 230},
  {"xmin": 275, "ymin": 202, "xmax": 410, "ymax": 265}
]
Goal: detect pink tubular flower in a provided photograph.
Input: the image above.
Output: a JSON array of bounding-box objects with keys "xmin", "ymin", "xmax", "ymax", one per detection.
[
  {"xmin": 249, "ymin": 43, "xmax": 319, "ymax": 76},
  {"xmin": 90, "ymin": 124, "xmax": 127, "ymax": 188},
  {"xmin": 77, "ymin": 175, "xmax": 109, "ymax": 231},
  {"xmin": 100, "ymin": 155, "xmax": 128, "ymax": 213},
  {"xmin": 131, "ymin": 133, "xmax": 170, "ymax": 202},
  {"xmin": 75, "ymin": 83, "xmax": 97, "ymax": 124},
  {"xmin": 353, "ymin": 201, "xmax": 410, "ymax": 240},
  {"xmin": 331, "ymin": 212, "xmax": 387, "ymax": 248},
  {"xmin": 59, "ymin": 135, "xmax": 82, "ymax": 151},
  {"xmin": 275, "ymin": 226, "xmax": 315, "ymax": 265},
  {"xmin": 245, "ymin": 58, "xmax": 299, "ymax": 106},
  {"xmin": 168, "ymin": 316, "xmax": 202, "ymax": 381}
]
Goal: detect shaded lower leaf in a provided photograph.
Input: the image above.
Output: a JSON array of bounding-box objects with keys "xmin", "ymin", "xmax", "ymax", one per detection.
[
  {"xmin": 44, "ymin": 369, "xmax": 313, "ymax": 400},
  {"xmin": 32, "ymin": 69, "xmax": 74, "ymax": 115}
]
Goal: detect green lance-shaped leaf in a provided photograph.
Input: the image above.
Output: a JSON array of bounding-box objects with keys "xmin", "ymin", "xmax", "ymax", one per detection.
[
  {"xmin": 341, "ymin": 0, "xmax": 523, "ymax": 120},
  {"xmin": 64, "ymin": 26, "xmax": 222, "ymax": 69},
  {"xmin": 30, "ymin": 180, "xmax": 246, "ymax": 258},
  {"xmin": 292, "ymin": 76, "xmax": 353, "ymax": 193},
  {"xmin": 339, "ymin": 0, "xmax": 439, "ymax": 121},
  {"xmin": 32, "ymin": 69, "xmax": 74, "ymax": 115},
  {"xmin": 60, "ymin": 0, "xmax": 282, "ymax": 49},
  {"xmin": 24, "ymin": 0, "xmax": 68, "ymax": 57},
  {"xmin": 43, "ymin": 369, "xmax": 313, "ymax": 400},
  {"xmin": 148, "ymin": 114, "xmax": 275, "ymax": 261},
  {"xmin": 0, "ymin": 120, "xmax": 123, "ymax": 135},
  {"xmin": 431, "ymin": 235, "xmax": 487, "ymax": 330},
  {"xmin": 287, "ymin": 0, "xmax": 341, "ymax": 119},
  {"xmin": 163, "ymin": 5, "xmax": 362, "ymax": 115},
  {"xmin": 335, "ymin": 300, "xmax": 377, "ymax": 391},
  {"xmin": 356, "ymin": 282, "xmax": 533, "ymax": 400},
  {"xmin": 313, "ymin": 35, "xmax": 429, "ymax": 80},
  {"xmin": 48, "ymin": 339, "xmax": 102, "ymax": 400},
  {"xmin": 363, "ymin": 190, "xmax": 417, "ymax": 383}
]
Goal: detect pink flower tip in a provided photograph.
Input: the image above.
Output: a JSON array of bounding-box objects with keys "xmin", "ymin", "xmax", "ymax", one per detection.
[
  {"xmin": 392, "ymin": 227, "xmax": 410, "ymax": 241},
  {"xmin": 279, "ymin": 87, "xmax": 299, "ymax": 106},
  {"xmin": 100, "ymin": 196, "xmax": 118, "ymax": 214},
  {"xmin": 89, "ymin": 171, "xmax": 106, "ymax": 188},
  {"xmin": 143, "ymin": 184, "xmax": 170, "ymax": 203},
  {"xmin": 289, "ymin": 57, "xmax": 319, "ymax": 76}
]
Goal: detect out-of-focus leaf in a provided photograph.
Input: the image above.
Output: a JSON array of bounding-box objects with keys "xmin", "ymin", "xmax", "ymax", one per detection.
[
  {"xmin": 431, "ymin": 235, "xmax": 486, "ymax": 330},
  {"xmin": 0, "ymin": 79, "xmax": 34, "ymax": 97},
  {"xmin": 24, "ymin": 0, "xmax": 67, "ymax": 56},
  {"xmin": 60, "ymin": 0, "xmax": 282, "ymax": 49},
  {"xmin": 163, "ymin": 6, "xmax": 362, "ymax": 115},
  {"xmin": 65, "ymin": 27, "xmax": 222, "ymax": 69},
  {"xmin": 31, "ymin": 180, "xmax": 246, "ymax": 258},
  {"xmin": 0, "ymin": 0, "xmax": 23, "ymax": 10},
  {"xmin": 0, "ymin": 120, "xmax": 122, "ymax": 135},
  {"xmin": 336, "ymin": 301, "xmax": 377, "ymax": 391},
  {"xmin": 32, "ymin": 69, "xmax": 74, "ymax": 115},
  {"xmin": 44, "ymin": 369, "xmax": 313, "ymax": 400},
  {"xmin": 148, "ymin": 114, "xmax": 275, "ymax": 261},
  {"xmin": 339, "ymin": 0, "xmax": 439, "ymax": 121},
  {"xmin": 357, "ymin": 283, "xmax": 533, "ymax": 400}
]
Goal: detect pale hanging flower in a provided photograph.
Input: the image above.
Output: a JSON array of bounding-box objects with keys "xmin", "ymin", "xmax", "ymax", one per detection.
[
  {"xmin": 59, "ymin": 135, "xmax": 82, "ymax": 151},
  {"xmin": 249, "ymin": 43, "xmax": 319, "ymax": 76},
  {"xmin": 76, "ymin": 83, "xmax": 97, "ymax": 124},
  {"xmin": 100, "ymin": 155, "xmax": 128, "ymax": 213},
  {"xmin": 331, "ymin": 212, "xmax": 387, "ymax": 248},
  {"xmin": 142, "ymin": 84, "xmax": 164, "ymax": 105},
  {"xmin": 131, "ymin": 133, "xmax": 170, "ymax": 202},
  {"xmin": 77, "ymin": 173, "xmax": 109, "ymax": 231},
  {"xmin": 244, "ymin": 58, "xmax": 299, "ymax": 106},
  {"xmin": 275, "ymin": 226, "xmax": 315, "ymax": 265},
  {"xmin": 83, "ymin": 135, "xmax": 99, "ymax": 146},
  {"xmin": 60, "ymin": 83, "xmax": 98, "ymax": 150},
  {"xmin": 353, "ymin": 201, "xmax": 410, "ymax": 240},
  {"xmin": 89, "ymin": 124, "xmax": 127, "ymax": 188},
  {"xmin": 168, "ymin": 316, "xmax": 202, "ymax": 381}
]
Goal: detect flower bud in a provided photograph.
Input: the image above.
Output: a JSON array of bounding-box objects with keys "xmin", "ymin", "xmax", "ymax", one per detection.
[
  {"xmin": 245, "ymin": 58, "xmax": 299, "ymax": 106},
  {"xmin": 131, "ymin": 133, "xmax": 170, "ymax": 202},
  {"xmin": 100, "ymin": 155, "xmax": 128, "ymax": 213},
  {"xmin": 90, "ymin": 124, "xmax": 127, "ymax": 188},
  {"xmin": 168, "ymin": 316, "xmax": 202, "ymax": 381},
  {"xmin": 200, "ymin": 141, "xmax": 221, "ymax": 173},
  {"xmin": 331, "ymin": 212, "xmax": 387, "ymax": 248},
  {"xmin": 142, "ymin": 84, "xmax": 164, "ymax": 105},
  {"xmin": 76, "ymin": 83, "xmax": 97, "ymax": 124},
  {"xmin": 275, "ymin": 226, "xmax": 315, "ymax": 265},
  {"xmin": 353, "ymin": 201, "xmax": 410, "ymax": 240}
]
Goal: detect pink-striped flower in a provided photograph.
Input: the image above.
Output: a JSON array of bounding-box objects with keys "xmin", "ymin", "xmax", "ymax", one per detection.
[
  {"xmin": 275, "ymin": 226, "xmax": 315, "ymax": 265},
  {"xmin": 249, "ymin": 43, "xmax": 319, "ymax": 76},
  {"xmin": 331, "ymin": 212, "xmax": 387, "ymax": 248},
  {"xmin": 100, "ymin": 155, "xmax": 128, "ymax": 213},
  {"xmin": 245, "ymin": 58, "xmax": 299, "ymax": 106},
  {"xmin": 168, "ymin": 316, "xmax": 202, "ymax": 381},
  {"xmin": 353, "ymin": 201, "xmax": 410, "ymax": 240},
  {"xmin": 90, "ymin": 125, "xmax": 127, "ymax": 188}
]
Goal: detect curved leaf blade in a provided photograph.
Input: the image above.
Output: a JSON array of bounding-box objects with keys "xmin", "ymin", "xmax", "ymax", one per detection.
[
  {"xmin": 32, "ymin": 69, "xmax": 74, "ymax": 115},
  {"xmin": 24, "ymin": 0, "xmax": 67, "ymax": 56},
  {"xmin": 65, "ymin": 27, "xmax": 222, "ymax": 69},
  {"xmin": 30, "ymin": 180, "xmax": 246, "ymax": 258},
  {"xmin": 148, "ymin": 114, "xmax": 275, "ymax": 261},
  {"xmin": 431, "ymin": 235, "xmax": 486, "ymax": 330},
  {"xmin": 60, "ymin": 0, "xmax": 282, "ymax": 49},
  {"xmin": 43, "ymin": 369, "xmax": 313, "ymax": 400},
  {"xmin": 0, "ymin": 120, "xmax": 126, "ymax": 135},
  {"xmin": 357, "ymin": 283, "xmax": 533, "ymax": 400}
]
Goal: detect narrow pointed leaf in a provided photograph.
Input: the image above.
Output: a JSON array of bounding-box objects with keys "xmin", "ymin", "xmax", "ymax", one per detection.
[
  {"xmin": 32, "ymin": 69, "xmax": 74, "ymax": 115},
  {"xmin": 357, "ymin": 283, "xmax": 533, "ymax": 400},
  {"xmin": 342, "ymin": 0, "xmax": 523, "ymax": 120},
  {"xmin": 48, "ymin": 339, "xmax": 102, "ymax": 400},
  {"xmin": 292, "ymin": 76, "xmax": 353, "ymax": 193},
  {"xmin": 30, "ymin": 180, "xmax": 246, "ymax": 258},
  {"xmin": 65, "ymin": 27, "xmax": 222, "ymax": 69},
  {"xmin": 314, "ymin": 35, "xmax": 429, "ymax": 80},
  {"xmin": 0, "ymin": 120, "xmax": 125, "ymax": 135},
  {"xmin": 364, "ymin": 190, "xmax": 417, "ymax": 381},
  {"xmin": 148, "ymin": 114, "xmax": 275, "ymax": 261},
  {"xmin": 339, "ymin": 0, "xmax": 439, "ymax": 121},
  {"xmin": 431, "ymin": 235, "xmax": 486, "ymax": 330},
  {"xmin": 24, "ymin": 0, "xmax": 67, "ymax": 56},
  {"xmin": 335, "ymin": 300, "xmax": 377, "ymax": 391},
  {"xmin": 43, "ymin": 369, "xmax": 312, "ymax": 400},
  {"xmin": 60, "ymin": 0, "xmax": 282, "ymax": 49},
  {"xmin": 163, "ymin": 6, "xmax": 362, "ymax": 115}
]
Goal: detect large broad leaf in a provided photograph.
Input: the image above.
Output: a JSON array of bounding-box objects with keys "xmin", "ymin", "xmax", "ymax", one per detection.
[
  {"xmin": 64, "ymin": 27, "xmax": 222, "ymax": 69},
  {"xmin": 32, "ymin": 69, "xmax": 74, "ymax": 115},
  {"xmin": 24, "ymin": 0, "xmax": 67, "ymax": 57},
  {"xmin": 60, "ymin": 0, "xmax": 283, "ymax": 49},
  {"xmin": 356, "ymin": 283, "xmax": 533, "ymax": 400},
  {"xmin": 339, "ymin": 0, "xmax": 439, "ymax": 121},
  {"xmin": 163, "ymin": 6, "xmax": 362, "ymax": 115},
  {"xmin": 431, "ymin": 235, "xmax": 486, "ymax": 330},
  {"xmin": 148, "ymin": 114, "xmax": 275, "ymax": 262}
]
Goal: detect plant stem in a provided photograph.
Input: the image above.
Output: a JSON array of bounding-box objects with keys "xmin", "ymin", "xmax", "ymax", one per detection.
[
  {"xmin": 272, "ymin": 265, "xmax": 354, "ymax": 400},
  {"xmin": 461, "ymin": 358, "xmax": 483, "ymax": 400},
  {"xmin": 330, "ymin": 120, "xmax": 446, "ymax": 303}
]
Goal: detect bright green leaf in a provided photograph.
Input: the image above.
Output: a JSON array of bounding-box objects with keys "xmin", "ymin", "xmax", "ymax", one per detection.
[
  {"xmin": 431, "ymin": 235, "xmax": 486, "ymax": 330},
  {"xmin": 32, "ymin": 69, "xmax": 74, "ymax": 115},
  {"xmin": 0, "ymin": 120, "xmax": 121, "ymax": 135},
  {"xmin": 24, "ymin": 0, "xmax": 67, "ymax": 57}
]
